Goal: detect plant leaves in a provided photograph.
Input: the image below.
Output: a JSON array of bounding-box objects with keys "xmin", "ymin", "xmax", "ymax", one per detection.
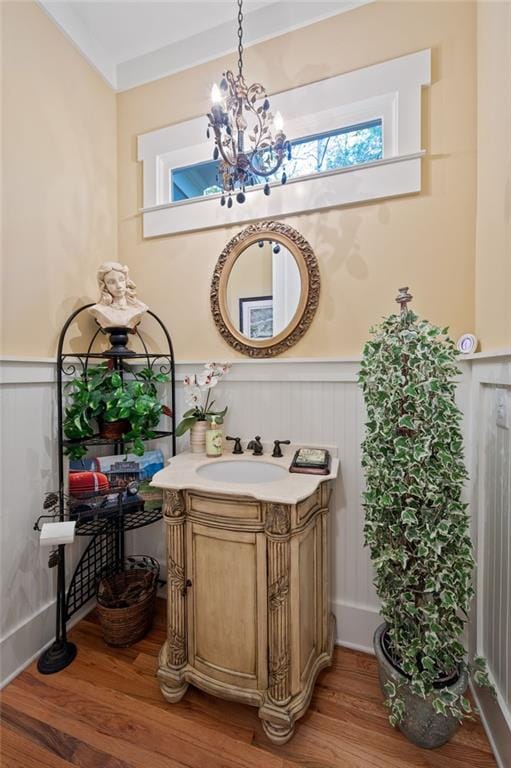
[
  {"xmin": 358, "ymin": 306, "xmax": 489, "ymax": 723},
  {"xmin": 175, "ymin": 416, "xmax": 197, "ymax": 437}
]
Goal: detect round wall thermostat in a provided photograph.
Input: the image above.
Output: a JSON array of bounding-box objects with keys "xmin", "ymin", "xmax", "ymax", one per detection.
[{"xmin": 456, "ymin": 333, "xmax": 478, "ymax": 354}]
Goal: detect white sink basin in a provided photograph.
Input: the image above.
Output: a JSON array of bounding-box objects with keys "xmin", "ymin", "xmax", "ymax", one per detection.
[{"xmin": 196, "ymin": 460, "xmax": 288, "ymax": 484}]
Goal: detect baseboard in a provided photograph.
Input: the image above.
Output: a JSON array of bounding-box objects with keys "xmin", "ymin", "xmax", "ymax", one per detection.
[
  {"xmin": 331, "ymin": 599, "xmax": 381, "ymax": 655},
  {"xmin": 470, "ymin": 681, "xmax": 511, "ymax": 768},
  {"xmin": 0, "ymin": 598, "xmax": 95, "ymax": 689}
]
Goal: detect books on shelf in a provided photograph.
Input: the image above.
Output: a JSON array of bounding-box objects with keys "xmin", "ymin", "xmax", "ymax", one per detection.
[{"xmin": 68, "ymin": 450, "xmax": 165, "ymax": 520}]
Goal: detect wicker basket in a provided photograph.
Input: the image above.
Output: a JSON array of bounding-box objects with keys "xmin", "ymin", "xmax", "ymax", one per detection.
[{"xmin": 96, "ymin": 556, "xmax": 159, "ymax": 647}]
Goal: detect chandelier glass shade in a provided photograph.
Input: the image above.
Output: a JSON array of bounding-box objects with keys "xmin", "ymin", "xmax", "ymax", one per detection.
[{"xmin": 206, "ymin": 0, "xmax": 291, "ymax": 206}]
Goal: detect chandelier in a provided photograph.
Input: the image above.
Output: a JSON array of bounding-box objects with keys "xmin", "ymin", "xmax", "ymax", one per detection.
[{"xmin": 206, "ymin": 0, "xmax": 291, "ymax": 207}]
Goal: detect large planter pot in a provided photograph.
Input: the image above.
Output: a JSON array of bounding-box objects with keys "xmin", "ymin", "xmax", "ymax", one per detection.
[
  {"xmin": 190, "ymin": 420, "xmax": 208, "ymax": 454},
  {"xmin": 373, "ymin": 623, "xmax": 468, "ymax": 749}
]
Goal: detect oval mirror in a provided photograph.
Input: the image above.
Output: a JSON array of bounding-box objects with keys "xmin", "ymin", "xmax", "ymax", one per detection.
[{"xmin": 211, "ymin": 221, "xmax": 320, "ymax": 357}]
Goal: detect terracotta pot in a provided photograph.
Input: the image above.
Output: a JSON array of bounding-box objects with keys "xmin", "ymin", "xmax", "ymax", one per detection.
[
  {"xmin": 98, "ymin": 418, "xmax": 131, "ymax": 440},
  {"xmin": 190, "ymin": 420, "xmax": 208, "ymax": 454},
  {"xmin": 374, "ymin": 623, "xmax": 468, "ymax": 749}
]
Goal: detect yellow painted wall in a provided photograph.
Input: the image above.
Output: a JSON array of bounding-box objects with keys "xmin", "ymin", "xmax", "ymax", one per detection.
[
  {"xmin": 117, "ymin": 1, "xmax": 477, "ymax": 360},
  {"xmin": 1, "ymin": 1, "xmax": 117, "ymax": 357},
  {"xmin": 3, "ymin": 1, "xmax": 493, "ymax": 359},
  {"xmin": 475, "ymin": 0, "xmax": 511, "ymax": 351}
]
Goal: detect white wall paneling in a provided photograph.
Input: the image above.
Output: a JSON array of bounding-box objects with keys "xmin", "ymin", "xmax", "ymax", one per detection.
[
  {"xmin": 129, "ymin": 358, "xmax": 383, "ymax": 655},
  {"xmin": 0, "ymin": 356, "xmax": 380, "ymax": 690},
  {"xmin": 1, "ymin": 351, "xmax": 510, "ymax": 768},
  {"xmin": 468, "ymin": 355, "xmax": 511, "ymax": 768},
  {"xmin": 0, "ymin": 361, "xmax": 91, "ymax": 687}
]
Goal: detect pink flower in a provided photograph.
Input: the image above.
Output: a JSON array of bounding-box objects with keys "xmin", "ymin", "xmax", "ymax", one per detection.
[
  {"xmin": 205, "ymin": 362, "xmax": 231, "ymax": 377},
  {"xmin": 197, "ymin": 372, "xmax": 218, "ymax": 388}
]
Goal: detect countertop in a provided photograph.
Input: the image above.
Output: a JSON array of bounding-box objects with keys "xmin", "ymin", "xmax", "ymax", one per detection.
[{"xmin": 151, "ymin": 443, "xmax": 339, "ymax": 505}]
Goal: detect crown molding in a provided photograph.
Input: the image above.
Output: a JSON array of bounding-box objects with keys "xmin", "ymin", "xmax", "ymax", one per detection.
[
  {"xmin": 38, "ymin": 1, "xmax": 117, "ymax": 88},
  {"xmin": 116, "ymin": 1, "xmax": 374, "ymax": 92},
  {"xmin": 39, "ymin": 1, "xmax": 373, "ymax": 92}
]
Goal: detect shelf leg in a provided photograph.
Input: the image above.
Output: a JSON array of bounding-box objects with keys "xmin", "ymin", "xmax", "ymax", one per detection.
[
  {"xmin": 37, "ymin": 544, "xmax": 77, "ymax": 674},
  {"xmin": 37, "ymin": 639, "xmax": 77, "ymax": 674}
]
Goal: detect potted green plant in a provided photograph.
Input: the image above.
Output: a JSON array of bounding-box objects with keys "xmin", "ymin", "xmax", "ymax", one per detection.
[
  {"xmin": 63, "ymin": 363, "xmax": 171, "ymax": 460},
  {"xmin": 176, "ymin": 363, "xmax": 230, "ymax": 453},
  {"xmin": 358, "ymin": 288, "xmax": 493, "ymax": 748}
]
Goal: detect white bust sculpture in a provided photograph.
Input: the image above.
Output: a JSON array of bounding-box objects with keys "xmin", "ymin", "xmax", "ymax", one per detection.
[{"xmin": 88, "ymin": 262, "xmax": 148, "ymax": 330}]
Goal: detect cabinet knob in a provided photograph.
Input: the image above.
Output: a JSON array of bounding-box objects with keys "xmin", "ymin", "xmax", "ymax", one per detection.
[{"xmin": 182, "ymin": 578, "xmax": 192, "ymax": 596}]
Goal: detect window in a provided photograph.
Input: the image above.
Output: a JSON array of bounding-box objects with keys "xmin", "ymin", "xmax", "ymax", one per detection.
[
  {"xmin": 139, "ymin": 49, "xmax": 430, "ymax": 237},
  {"xmin": 272, "ymin": 119, "xmax": 383, "ymax": 180},
  {"xmin": 171, "ymin": 160, "xmax": 222, "ymax": 201},
  {"xmin": 170, "ymin": 120, "xmax": 383, "ymax": 203}
]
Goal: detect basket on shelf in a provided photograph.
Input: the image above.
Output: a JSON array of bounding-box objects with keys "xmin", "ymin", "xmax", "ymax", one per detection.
[{"xmin": 96, "ymin": 555, "xmax": 160, "ymax": 647}]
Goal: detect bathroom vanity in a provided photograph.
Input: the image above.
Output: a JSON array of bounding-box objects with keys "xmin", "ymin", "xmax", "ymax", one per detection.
[{"xmin": 152, "ymin": 447, "xmax": 339, "ymax": 743}]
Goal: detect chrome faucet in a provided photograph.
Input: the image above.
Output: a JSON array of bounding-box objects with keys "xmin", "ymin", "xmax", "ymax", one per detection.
[{"xmin": 247, "ymin": 436, "xmax": 263, "ymax": 455}]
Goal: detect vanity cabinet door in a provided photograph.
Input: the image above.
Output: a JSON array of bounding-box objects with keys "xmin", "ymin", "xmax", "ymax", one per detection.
[{"xmin": 186, "ymin": 522, "xmax": 268, "ymax": 691}]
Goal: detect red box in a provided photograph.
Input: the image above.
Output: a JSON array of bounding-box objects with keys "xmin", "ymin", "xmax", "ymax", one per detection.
[{"xmin": 69, "ymin": 471, "xmax": 109, "ymax": 498}]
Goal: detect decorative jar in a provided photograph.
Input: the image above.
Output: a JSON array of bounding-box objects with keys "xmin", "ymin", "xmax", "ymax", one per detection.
[{"xmin": 190, "ymin": 420, "xmax": 208, "ymax": 454}]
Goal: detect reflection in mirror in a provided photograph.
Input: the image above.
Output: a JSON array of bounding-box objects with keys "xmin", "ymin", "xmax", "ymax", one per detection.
[{"xmin": 226, "ymin": 240, "xmax": 301, "ymax": 341}]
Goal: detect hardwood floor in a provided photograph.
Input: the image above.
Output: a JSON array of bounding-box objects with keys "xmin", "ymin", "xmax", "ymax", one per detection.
[{"xmin": 1, "ymin": 599, "xmax": 496, "ymax": 768}]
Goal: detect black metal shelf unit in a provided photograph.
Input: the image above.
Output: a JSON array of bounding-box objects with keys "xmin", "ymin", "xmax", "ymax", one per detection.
[
  {"xmin": 37, "ymin": 305, "xmax": 176, "ymax": 674},
  {"xmin": 63, "ymin": 429, "xmax": 174, "ymax": 450}
]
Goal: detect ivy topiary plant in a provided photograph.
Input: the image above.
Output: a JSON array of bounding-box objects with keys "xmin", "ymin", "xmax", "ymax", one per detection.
[{"xmin": 359, "ymin": 288, "xmax": 493, "ymax": 748}]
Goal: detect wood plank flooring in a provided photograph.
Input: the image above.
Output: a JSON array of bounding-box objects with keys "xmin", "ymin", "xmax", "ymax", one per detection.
[{"xmin": 0, "ymin": 599, "xmax": 496, "ymax": 768}]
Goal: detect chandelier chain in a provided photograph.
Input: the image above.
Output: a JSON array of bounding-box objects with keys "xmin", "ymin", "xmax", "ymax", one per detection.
[
  {"xmin": 237, "ymin": 0, "xmax": 244, "ymax": 79},
  {"xmin": 207, "ymin": 0, "xmax": 289, "ymax": 204}
]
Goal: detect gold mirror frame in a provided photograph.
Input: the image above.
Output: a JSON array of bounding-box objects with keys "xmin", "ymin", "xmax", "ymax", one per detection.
[{"xmin": 211, "ymin": 221, "xmax": 320, "ymax": 358}]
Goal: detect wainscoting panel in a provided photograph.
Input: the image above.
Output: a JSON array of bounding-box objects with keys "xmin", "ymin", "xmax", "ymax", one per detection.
[
  {"xmin": 217, "ymin": 377, "xmax": 378, "ymax": 614},
  {"xmin": 3, "ymin": 352, "xmax": 510, "ymax": 768},
  {"xmin": 0, "ymin": 356, "xmax": 383, "ymax": 688},
  {"xmin": 468, "ymin": 356, "xmax": 511, "ymax": 768},
  {"xmin": 0, "ymin": 367, "xmax": 90, "ymax": 686},
  {"xmin": 130, "ymin": 364, "xmax": 382, "ymax": 652},
  {"xmin": 481, "ymin": 385, "xmax": 510, "ymax": 714}
]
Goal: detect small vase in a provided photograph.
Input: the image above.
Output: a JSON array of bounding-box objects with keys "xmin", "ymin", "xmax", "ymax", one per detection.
[{"xmin": 190, "ymin": 420, "xmax": 208, "ymax": 454}]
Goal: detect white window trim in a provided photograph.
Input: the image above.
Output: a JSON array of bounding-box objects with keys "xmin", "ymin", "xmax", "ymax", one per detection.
[{"xmin": 138, "ymin": 49, "xmax": 431, "ymax": 238}]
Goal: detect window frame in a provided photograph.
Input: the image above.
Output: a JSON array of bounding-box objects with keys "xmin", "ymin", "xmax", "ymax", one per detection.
[{"xmin": 138, "ymin": 49, "xmax": 430, "ymax": 237}]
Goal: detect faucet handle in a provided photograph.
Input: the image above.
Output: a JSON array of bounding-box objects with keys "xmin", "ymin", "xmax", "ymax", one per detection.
[
  {"xmin": 272, "ymin": 439, "xmax": 291, "ymax": 458},
  {"xmin": 226, "ymin": 436, "xmax": 243, "ymax": 454}
]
